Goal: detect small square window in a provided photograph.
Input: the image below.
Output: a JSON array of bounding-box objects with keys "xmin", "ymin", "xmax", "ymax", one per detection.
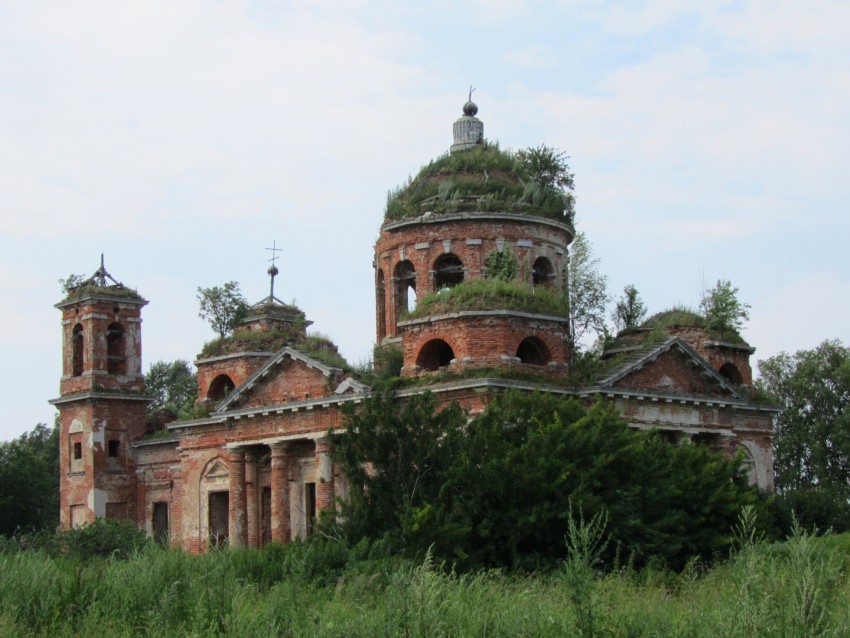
[
  {"xmin": 108, "ymin": 440, "xmax": 120, "ymax": 457},
  {"xmin": 73, "ymin": 442, "xmax": 82, "ymax": 460}
]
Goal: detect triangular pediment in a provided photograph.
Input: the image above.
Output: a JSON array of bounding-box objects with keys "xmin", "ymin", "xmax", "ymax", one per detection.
[
  {"xmin": 203, "ymin": 459, "xmax": 229, "ymax": 480},
  {"xmin": 213, "ymin": 347, "xmax": 356, "ymax": 412},
  {"xmin": 597, "ymin": 337, "xmax": 743, "ymax": 400}
]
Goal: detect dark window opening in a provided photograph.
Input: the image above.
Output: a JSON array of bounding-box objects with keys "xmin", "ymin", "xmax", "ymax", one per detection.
[
  {"xmin": 376, "ymin": 268, "xmax": 387, "ymax": 340},
  {"xmin": 719, "ymin": 363, "xmax": 743, "ymax": 385},
  {"xmin": 394, "ymin": 260, "xmax": 417, "ymax": 315},
  {"xmin": 532, "ymin": 257, "xmax": 555, "ymax": 286},
  {"xmin": 153, "ymin": 502, "xmax": 169, "ymax": 544},
  {"xmin": 416, "ymin": 339, "xmax": 455, "ymax": 371},
  {"xmin": 208, "ymin": 375, "xmax": 236, "ymax": 402},
  {"xmin": 692, "ymin": 432, "xmax": 721, "ymax": 448},
  {"xmin": 305, "ymin": 482, "xmax": 317, "ymax": 537},
  {"xmin": 73, "ymin": 442, "xmax": 82, "ymax": 460},
  {"xmin": 108, "ymin": 439, "xmax": 120, "ymax": 458},
  {"xmin": 208, "ymin": 491, "xmax": 230, "ymax": 547},
  {"xmin": 106, "ymin": 322, "xmax": 126, "ymax": 375},
  {"xmin": 72, "ymin": 324, "xmax": 84, "ymax": 377},
  {"xmin": 516, "ymin": 337, "xmax": 550, "ymax": 365},
  {"xmin": 261, "ymin": 487, "xmax": 272, "ymax": 547},
  {"xmin": 434, "ymin": 253, "xmax": 464, "ymax": 289}
]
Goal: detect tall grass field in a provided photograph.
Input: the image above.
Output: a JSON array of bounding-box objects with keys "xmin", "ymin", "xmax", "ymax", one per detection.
[{"xmin": 1, "ymin": 526, "xmax": 848, "ymax": 637}]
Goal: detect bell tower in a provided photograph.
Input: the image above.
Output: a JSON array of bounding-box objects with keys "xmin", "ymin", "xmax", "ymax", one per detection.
[{"xmin": 50, "ymin": 256, "xmax": 150, "ymax": 529}]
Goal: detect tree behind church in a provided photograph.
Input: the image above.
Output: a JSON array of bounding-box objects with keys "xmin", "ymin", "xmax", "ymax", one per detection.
[
  {"xmin": 758, "ymin": 340, "xmax": 850, "ymax": 532},
  {"xmin": 0, "ymin": 422, "xmax": 59, "ymax": 536}
]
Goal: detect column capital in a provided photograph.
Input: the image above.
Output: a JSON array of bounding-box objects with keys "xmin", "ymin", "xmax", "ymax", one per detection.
[
  {"xmin": 270, "ymin": 440, "xmax": 291, "ymax": 454},
  {"xmin": 228, "ymin": 446, "xmax": 247, "ymax": 461}
]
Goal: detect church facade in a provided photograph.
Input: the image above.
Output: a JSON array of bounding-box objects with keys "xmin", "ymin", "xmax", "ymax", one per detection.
[{"xmin": 52, "ymin": 103, "xmax": 776, "ymax": 551}]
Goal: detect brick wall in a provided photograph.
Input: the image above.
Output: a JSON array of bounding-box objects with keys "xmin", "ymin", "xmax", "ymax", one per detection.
[
  {"xmin": 399, "ymin": 312, "xmax": 570, "ymax": 376},
  {"xmin": 374, "ymin": 213, "xmax": 572, "ymax": 341}
]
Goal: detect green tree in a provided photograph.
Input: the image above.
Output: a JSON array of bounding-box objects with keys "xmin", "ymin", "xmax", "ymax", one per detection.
[
  {"xmin": 611, "ymin": 284, "xmax": 647, "ymax": 333},
  {"xmin": 700, "ymin": 279, "xmax": 750, "ymax": 338},
  {"xmin": 0, "ymin": 422, "xmax": 59, "ymax": 536},
  {"xmin": 145, "ymin": 360, "xmax": 198, "ymax": 421},
  {"xmin": 197, "ymin": 281, "xmax": 249, "ymax": 338},
  {"xmin": 448, "ymin": 392, "xmax": 753, "ymax": 570},
  {"xmin": 758, "ymin": 340, "xmax": 850, "ymax": 502},
  {"xmin": 566, "ymin": 232, "xmax": 609, "ymax": 352},
  {"xmin": 333, "ymin": 390, "xmax": 754, "ymax": 570},
  {"xmin": 516, "ymin": 145, "xmax": 576, "ymax": 221},
  {"xmin": 57, "ymin": 273, "xmax": 86, "ymax": 295},
  {"xmin": 329, "ymin": 391, "xmax": 467, "ymax": 556}
]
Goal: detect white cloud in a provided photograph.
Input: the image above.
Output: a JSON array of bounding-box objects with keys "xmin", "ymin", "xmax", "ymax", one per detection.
[{"xmin": 503, "ymin": 45, "xmax": 552, "ymax": 69}]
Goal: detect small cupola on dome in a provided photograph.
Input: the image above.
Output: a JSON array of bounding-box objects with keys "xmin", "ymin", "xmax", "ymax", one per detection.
[
  {"xmin": 451, "ymin": 87, "xmax": 484, "ymax": 153},
  {"xmin": 239, "ymin": 241, "xmax": 312, "ymax": 337}
]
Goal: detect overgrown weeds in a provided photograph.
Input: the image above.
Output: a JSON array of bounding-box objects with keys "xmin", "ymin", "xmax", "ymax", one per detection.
[
  {"xmin": 1, "ymin": 526, "xmax": 848, "ymax": 636},
  {"xmin": 403, "ymin": 278, "xmax": 568, "ymax": 320}
]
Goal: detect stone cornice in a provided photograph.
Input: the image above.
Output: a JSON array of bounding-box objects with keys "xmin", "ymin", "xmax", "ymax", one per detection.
[
  {"xmin": 398, "ymin": 309, "xmax": 569, "ymax": 327},
  {"xmin": 49, "ymin": 391, "xmax": 153, "ymax": 406},
  {"xmin": 381, "ymin": 211, "xmax": 574, "ymax": 237}
]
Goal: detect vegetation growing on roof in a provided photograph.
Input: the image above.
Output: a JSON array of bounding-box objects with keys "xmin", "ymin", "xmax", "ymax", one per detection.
[
  {"xmin": 607, "ymin": 304, "xmax": 748, "ymax": 356},
  {"xmin": 199, "ymin": 328, "xmax": 303, "ymax": 358},
  {"xmin": 198, "ymin": 329, "xmax": 352, "ymax": 371},
  {"xmin": 61, "ymin": 282, "xmax": 144, "ymax": 302},
  {"xmin": 299, "ymin": 333, "xmax": 352, "ymax": 371},
  {"xmin": 484, "ymin": 246, "xmax": 518, "ymax": 281},
  {"xmin": 197, "ymin": 281, "xmax": 250, "ymax": 338},
  {"xmin": 384, "ymin": 142, "xmax": 575, "ymax": 223},
  {"xmin": 403, "ymin": 278, "xmax": 569, "ymax": 320}
]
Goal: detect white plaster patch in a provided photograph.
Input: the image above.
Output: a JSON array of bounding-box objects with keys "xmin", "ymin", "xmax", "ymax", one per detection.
[
  {"xmin": 88, "ymin": 488, "xmax": 108, "ymax": 518},
  {"xmin": 69, "ymin": 419, "xmax": 83, "ymax": 434},
  {"xmin": 90, "ymin": 420, "xmax": 106, "ymax": 449},
  {"xmin": 739, "ymin": 439, "xmax": 772, "ymax": 490},
  {"xmin": 318, "ymin": 452, "xmax": 333, "ymax": 483}
]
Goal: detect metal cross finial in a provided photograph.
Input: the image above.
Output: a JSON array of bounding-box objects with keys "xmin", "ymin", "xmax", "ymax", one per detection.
[
  {"xmin": 266, "ymin": 240, "xmax": 283, "ymax": 265},
  {"xmin": 262, "ymin": 240, "xmax": 284, "ymax": 305},
  {"xmin": 468, "ymin": 85, "xmax": 476, "ymax": 102}
]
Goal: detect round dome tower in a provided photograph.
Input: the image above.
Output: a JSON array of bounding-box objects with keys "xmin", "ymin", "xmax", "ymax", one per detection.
[{"xmin": 375, "ymin": 100, "xmax": 575, "ymax": 378}]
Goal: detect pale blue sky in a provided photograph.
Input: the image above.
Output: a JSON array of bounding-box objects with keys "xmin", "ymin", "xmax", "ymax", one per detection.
[{"xmin": 2, "ymin": 1, "xmax": 848, "ymax": 440}]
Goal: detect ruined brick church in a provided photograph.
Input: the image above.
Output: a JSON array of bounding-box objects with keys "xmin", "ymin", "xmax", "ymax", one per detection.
[{"xmin": 52, "ymin": 101, "xmax": 775, "ymax": 551}]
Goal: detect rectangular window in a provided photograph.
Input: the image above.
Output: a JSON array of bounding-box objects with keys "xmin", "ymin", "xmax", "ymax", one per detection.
[
  {"xmin": 305, "ymin": 482, "xmax": 317, "ymax": 537},
  {"xmin": 73, "ymin": 442, "xmax": 82, "ymax": 460},
  {"xmin": 108, "ymin": 439, "xmax": 120, "ymax": 457},
  {"xmin": 208, "ymin": 491, "xmax": 230, "ymax": 547},
  {"xmin": 153, "ymin": 502, "xmax": 169, "ymax": 544}
]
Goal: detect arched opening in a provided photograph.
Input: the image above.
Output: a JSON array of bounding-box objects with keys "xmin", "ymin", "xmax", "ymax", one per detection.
[
  {"xmin": 394, "ymin": 260, "xmax": 416, "ymax": 316},
  {"xmin": 516, "ymin": 337, "xmax": 550, "ymax": 365},
  {"xmin": 106, "ymin": 323, "xmax": 126, "ymax": 375},
  {"xmin": 72, "ymin": 324, "xmax": 84, "ymax": 377},
  {"xmin": 376, "ymin": 268, "xmax": 386, "ymax": 341},
  {"xmin": 532, "ymin": 256, "xmax": 555, "ymax": 286},
  {"xmin": 433, "ymin": 253, "xmax": 464, "ymax": 290},
  {"xmin": 737, "ymin": 445, "xmax": 757, "ymax": 485},
  {"xmin": 416, "ymin": 339, "xmax": 455, "ymax": 371},
  {"xmin": 208, "ymin": 374, "xmax": 236, "ymax": 401},
  {"xmin": 719, "ymin": 363, "xmax": 743, "ymax": 385}
]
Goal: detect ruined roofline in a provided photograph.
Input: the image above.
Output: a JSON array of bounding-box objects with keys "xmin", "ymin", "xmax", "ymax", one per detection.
[
  {"xmin": 55, "ymin": 288, "xmax": 148, "ymax": 309},
  {"xmin": 397, "ymin": 308, "xmax": 569, "ymax": 327},
  {"xmin": 381, "ymin": 210, "xmax": 575, "ymax": 238}
]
